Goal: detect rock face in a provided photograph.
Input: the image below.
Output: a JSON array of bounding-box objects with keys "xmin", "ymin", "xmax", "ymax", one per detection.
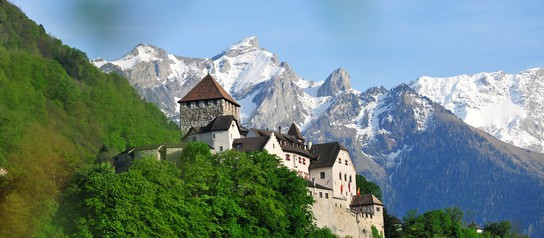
[
  {"xmin": 94, "ymin": 38, "xmax": 544, "ymax": 237},
  {"xmin": 94, "ymin": 37, "xmax": 327, "ymax": 130},
  {"xmin": 317, "ymin": 68, "xmax": 351, "ymax": 97},
  {"xmin": 410, "ymin": 68, "xmax": 544, "ymax": 154}
]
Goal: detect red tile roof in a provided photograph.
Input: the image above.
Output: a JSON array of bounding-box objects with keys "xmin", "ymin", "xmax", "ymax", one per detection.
[{"xmin": 177, "ymin": 74, "xmax": 240, "ymax": 106}]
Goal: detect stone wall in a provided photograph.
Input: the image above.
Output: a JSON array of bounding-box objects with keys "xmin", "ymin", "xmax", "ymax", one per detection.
[
  {"xmin": 310, "ymin": 187, "xmax": 384, "ymax": 238},
  {"xmin": 179, "ymin": 99, "xmax": 240, "ymax": 135},
  {"xmin": 220, "ymin": 99, "xmax": 240, "ymax": 122}
]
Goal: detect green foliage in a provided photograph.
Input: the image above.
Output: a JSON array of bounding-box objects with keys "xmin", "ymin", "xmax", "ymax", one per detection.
[
  {"xmin": 372, "ymin": 225, "xmax": 384, "ymax": 238},
  {"xmin": 402, "ymin": 208, "xmax": 466, "ymax": 238},
  {"xmin": 482, "ymin": 221, "xmax": 527, "ymax": 238},
  {"xmin": 483, "ymin": 221, "xmax": 511, "ymax": 237},
  {"xmin": 0, "ymin": 1, "xmax": 179, "ymax": 236},
  {"xmin": 355, "ymin": 174, "xmax": 382, "ymax": 200},
  {"xmin": 58, "ymin": 143, "xmax": 337, "ymax": 237},
  {"xmin": 401, "ymin": 208, "xmax": 529, "ymax": 238},
  {"xmin": 384, "ymin": 208, "xmax": 402, "ymax": 238}
]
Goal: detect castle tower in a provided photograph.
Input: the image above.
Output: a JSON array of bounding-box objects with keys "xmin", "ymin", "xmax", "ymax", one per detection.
[{"xmin": 177, "ymin": 74, "xmax": 240, "ymax": 135}]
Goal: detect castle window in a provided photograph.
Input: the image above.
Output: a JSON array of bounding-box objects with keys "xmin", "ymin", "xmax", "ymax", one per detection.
[
  {"xmin": 344, "ymin": 174, "xmax": 347, "ymax": 181},
  {"xmin": 349, "ymin": 175, "xmax": 352, "ymax": 183},
  {"xmin": 325, "ymin": 193, "xmax": 329, "ymax": 199},
  {"xmin": 192, "ymin": 137, "xmax": 196, "ymax": 142},
  {"xmin": 213, "ymin": 133, "xmax": 216, "ymax": 139},
  {"xmin": 220, "ymin": 146, "xmax": 224, "ymax": 152},
  {"xmin": 320, "ymin": 172, "xmax": 325, "ymax": 179},
  {"xmin": 319, "ymin": 192, "xmax": 323, "ymax": 198},
  {"xmin": 345, "ymin": 160, "xmax": 348, "ymax": 165},
  {"xmin": 339, "ymin": 172, "xmax": 342, "ymax": 180},
  {"xmin": 302, "ymin": 158, "xmax": 306, "ymax": 165},
  {"xmin": 285, "ymin": 154, "xmax": 290, "ymax": 161},
  {"xmin": 272, "ymin": 144, "xmax": 275, "ymax": 149},
  {"xmin": 338, "ymin": 158, "xmax": 342, "ymax": 164},
  {"xmin": 377, "ymin": 207, "xmax": 380, "ymax": 212}
]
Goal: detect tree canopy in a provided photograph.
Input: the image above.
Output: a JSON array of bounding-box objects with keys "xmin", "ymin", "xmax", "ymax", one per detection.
[
  {"xmin": 0, "ymin": 1, "xmax": 179, "ymax": 236},
  {"xmin": 57, "ymin": 143, "xmax": 337, "ymax": 237},
  {"xmin": 356, "ymin": 174, "xmax": 382, "ymax": 200}
]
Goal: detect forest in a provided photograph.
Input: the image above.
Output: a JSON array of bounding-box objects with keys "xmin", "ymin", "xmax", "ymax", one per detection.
[{"xmin": 0, "ymin": 0, "xmax": 179, "ymax": 235}]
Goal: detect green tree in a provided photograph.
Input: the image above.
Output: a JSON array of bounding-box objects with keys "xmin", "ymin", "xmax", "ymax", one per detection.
[
  {"xmin": 372, "ymin": 225, "xmax": 384, "ymax": 238},
  {"xmin": 57, "ymin": 143, "xmax": 337, "ymax": 237},
  {"xmin": 383, "ymin": 208, "xmax": 402, "ymax": 238},
  {"xmin": 355, "ymin": 174, "xmax": 382, "ymax": 200},
  {"xmin": 0, "ymin": 1, "xmax": 179, "ymax": 236},
  {"xmin": 483, "ymin": 221, "xmax": 529, "ymax": 238},
  {"xmin": 402, "ymin": 208, "xmax": 466, "ymax": 238}
]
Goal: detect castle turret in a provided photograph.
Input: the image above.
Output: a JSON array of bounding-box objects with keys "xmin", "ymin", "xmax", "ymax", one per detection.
[{"xmin": 178, "ymin": 74, "xmax": 240, "ymax": 135}]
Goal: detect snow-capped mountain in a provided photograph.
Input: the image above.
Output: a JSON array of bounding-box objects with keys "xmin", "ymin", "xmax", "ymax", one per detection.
[
  {"xmin": 411, "ymin": 68, "xmax": 544, "ymax": 153},
  {"xmin": 93, "ymin": 37, "xmax": 544, "ymax": 236},
  {"xmin": 304, "ymin": 84, "xmax": 544, "ymax": 236},
  {"xmin": 93, "ymin": 37, "xmax": 328, "ymax": 129}
]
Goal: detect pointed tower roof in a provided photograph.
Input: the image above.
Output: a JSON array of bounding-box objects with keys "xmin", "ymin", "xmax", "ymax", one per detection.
[
  {"xmin": 287, "ymin": 123, "xmax": 304, "ymax": 140},
  {"xmin": 178, "ymin": 74, "xmax": 240, "ymax": 106}
]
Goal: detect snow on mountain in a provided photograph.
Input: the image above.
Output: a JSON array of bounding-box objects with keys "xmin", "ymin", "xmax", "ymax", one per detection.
[
  {"xmin": 304, "ymin": 84, "xmax": 436, "ymax": 182},
  {"xmin": 94, "ymin": 38, "xmax": 544, "ymax": 236},
  {"xmin": 410, "ymin": 68, "xmax": 544, "ymax": 153},
  {"xmin": 210, "ymin": 36, "xmax": 282, "ymax": 96},
  {"xmin": 92, "ymin": 36, "xmax": 332, "ymax": 130}
]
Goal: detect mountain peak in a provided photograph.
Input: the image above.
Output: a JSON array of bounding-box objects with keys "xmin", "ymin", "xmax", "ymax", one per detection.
[
  {"xmin": 105, "ymin": 43, "xmax": 168, "ymax": 69},
  {"xmin": 130, "ymin": 43, "xmax": 164, "ymax": 57},
  {"xmin": 391, "ymin": 83, "xmax": 414, "ymax": 93},
  {"xmin": 213, "ymin": 36, "xmax": 262, "ymax": 60},
  {"xmin": 317, "ymin": 67, "xmax": 351, "ymax": 97},
  {"xmin": 231, "ymin": 36, "xmax": 260, "ymax": 49}
]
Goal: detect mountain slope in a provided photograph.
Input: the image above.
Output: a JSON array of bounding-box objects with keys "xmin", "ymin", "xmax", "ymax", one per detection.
[
  {"xmin": 411, "ymin": 68, "xmax": 544, "ymax": 153},
  {"xmin": 94, "ymin": 37, "xmax": 328, "ymax": 129},
  {"xmin": 0, "ymin": 1, "xmax": 179, "ymax": 236},
  {"xmin": 304, "ymin": 85, "xmax": 544, "ymax": 236}
]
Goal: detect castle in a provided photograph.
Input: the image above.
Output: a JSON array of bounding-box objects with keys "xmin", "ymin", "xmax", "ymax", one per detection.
[
  {"xmin": 179, "ymin": 74, "xmax": 384, "ymax": 237},
  {"xmin": 115, "ymin": 74, "xmax": 385, "ymax": 237}
]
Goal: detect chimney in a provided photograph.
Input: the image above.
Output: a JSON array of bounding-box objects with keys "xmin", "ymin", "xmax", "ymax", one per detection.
[{"xmin": 278, "ymin": 126, "xmax": 282, "ymax": 134}]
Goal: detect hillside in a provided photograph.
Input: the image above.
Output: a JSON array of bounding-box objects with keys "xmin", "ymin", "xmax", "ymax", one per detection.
[{"xmin": 0, "ymin": 1, "xmax": 179, "ymax": 236}]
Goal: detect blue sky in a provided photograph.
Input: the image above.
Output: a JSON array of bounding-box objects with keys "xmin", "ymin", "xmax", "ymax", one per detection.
[{"xmin": 11, "ymin": 0, "xmax": 544, "ymax": 90}]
